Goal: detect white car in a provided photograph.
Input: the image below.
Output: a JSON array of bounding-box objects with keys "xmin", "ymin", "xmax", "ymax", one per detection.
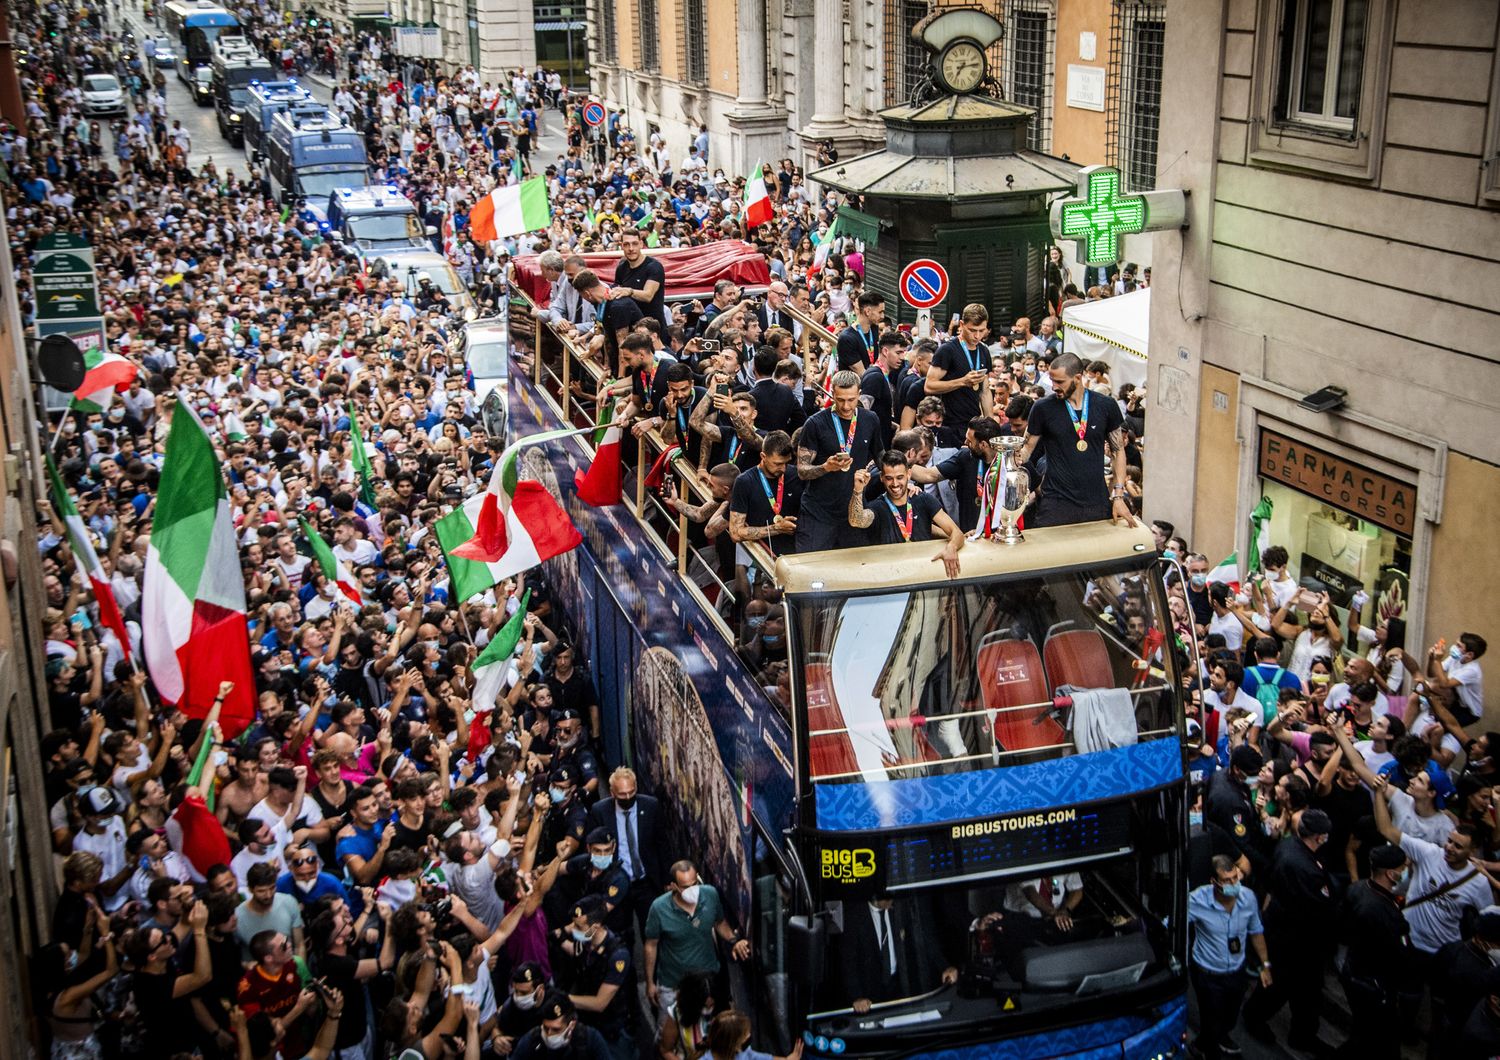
[
  {"xmin": 148, "ymin": 38, "xmax": 177, "ymax": 68},
  {"xmin": 368, "ymin": 251, "xmax": 477, "ymax": 318},
  {"xmin": 81, "ymin": 74, "xmax": 126, "ymax": 116},
  {"xmin": 462, "ymin": 314, "xmax": 511, "ymax": 445}
]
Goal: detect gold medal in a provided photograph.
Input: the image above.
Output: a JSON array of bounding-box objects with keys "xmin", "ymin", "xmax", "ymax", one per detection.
[{"xmin": 1076, "ymin": 438, "xmax": 1088, "ymax": 452}]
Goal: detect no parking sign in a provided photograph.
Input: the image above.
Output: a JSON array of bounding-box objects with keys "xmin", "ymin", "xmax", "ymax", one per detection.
[
  {"xmin": 582, "ymin": 101, "xmax": 606, "ymax": 127},
  {"xmin": 899, "ymin": 259, "xmax": 949, "ymax": 310}
]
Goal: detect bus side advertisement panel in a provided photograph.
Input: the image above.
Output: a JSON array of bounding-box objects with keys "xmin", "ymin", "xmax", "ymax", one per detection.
[{"xmin": 508, "ymin": 370, "xmax": 796, "ymax": 922}]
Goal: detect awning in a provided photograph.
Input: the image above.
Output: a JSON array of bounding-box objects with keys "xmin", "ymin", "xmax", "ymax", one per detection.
[
  {"xmin": 514, "ymin": 242, "xmax": 771, "ymax": 305},
  {"xmin": 1061, "ymin": 288, "xmax": 1150, "ymax": 390},
  {"xmin": 836, "ymin": 207, "xmax": 880, "ymax": 247},
  {"xmin": 535, "ymin": 20, "xmax": 586, "ymax": 30}
]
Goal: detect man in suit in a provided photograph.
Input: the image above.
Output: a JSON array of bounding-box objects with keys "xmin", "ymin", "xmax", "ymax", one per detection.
[
  {"xmin": 746, "ymin": 347, "xmax": 806, "ymax": 436},
  {"xmin": 586, "ymin": 766, "xmax": 666, "ymax": 936},
  {"xmin": 833, "ymin": 896, "xmax": 959, "ymax": 1013},
  {"xmin": 755, "ymin": 280, "xmax": 801, "ymax": 342}
]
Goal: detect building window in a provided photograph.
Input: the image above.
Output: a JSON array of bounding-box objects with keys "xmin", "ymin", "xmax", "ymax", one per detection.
[
  {"xmin": 598, "ymin": 0, "xmax": 617, "ymax": 63},
  {"xmin": 1279, "ymin": 0, "xmax": 1367, "ymax": 132},
  {"xmin": 1107, "ymin": 0, "xmax": 1167, "ymax": 192},
  {"xmin": 883, "ymin": 0, "xmax": 930, "ymax": 107},
  {"xmin": 1003, "ymin": 0, "xmax": 1055, "ymax": 152},
  {"xmin": 684, "ymin": 0, "xmax": 707, "ymax": 83},
  {"xmin": 638, "ymin": 0, "xmax": 659, "ymax": 71}
]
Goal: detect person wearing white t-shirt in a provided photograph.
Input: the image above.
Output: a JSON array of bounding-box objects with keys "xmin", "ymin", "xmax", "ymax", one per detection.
[
  {"xmin": 1207, "ymin": 584, "xmax": 1259, "ymax": 653},
  {"xmin": 1003, "ymin": 873, "xmax": 1086, "ymax": 934},
  {"xmin": 1205, "ymin": 659, "xmax": 1264, "ymax": 724},
  {"xmin": 1250, "ymin": 547, "xmax": 1301, "ymax": 612},
  {"xmin": 247, "ymin": 766, "xmax": 319, "ymax": 865},
  {"xmin": 1371, "ymin": 783, "xmax": 1492, "ymax": 954},
  {"xmin": 1353, "ymin": 713, "xmax": 1405, "ymax": 775},
  {"xmin": 231, "ymin": 818, "xmax": 286, "ymax": 894},
  {"xmin": 1334, "ymin": 719, "xmax": 1458, "ymax": 849},
  {"xmin": 74, "ymin": 788, "xmax": 131, "ymax": 911}
]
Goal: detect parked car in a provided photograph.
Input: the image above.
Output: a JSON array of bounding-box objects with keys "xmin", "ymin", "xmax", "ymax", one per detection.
[
  {"xmin": 148, "ymin": 37, "xmax": 177, "ymax": 69},
  {"xmin": 191, "ymin": 66, "xmax": 214, "ymax": 105}
]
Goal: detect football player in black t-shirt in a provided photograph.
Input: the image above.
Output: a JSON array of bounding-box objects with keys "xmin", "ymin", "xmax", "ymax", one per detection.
[
  {"xmin": 850, "ymin": 450, "xmax": 964, "ymax": 577},
  {"xmin": 1016, "ymin": 352, "xmax": 1134, "ymax": 527},
  {"xmin": 729, "ymin": 431, "xmax": 801, "ymax": 556}
]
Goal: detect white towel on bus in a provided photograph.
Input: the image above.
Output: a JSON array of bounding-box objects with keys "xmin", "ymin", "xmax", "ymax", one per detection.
[{"xmin": 1063, "ymin": 686, "xmax": 1137, "ymax": 754}]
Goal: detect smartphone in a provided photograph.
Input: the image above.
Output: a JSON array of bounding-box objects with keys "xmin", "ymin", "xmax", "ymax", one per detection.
[
  {"xmin": 699, "ymin": 338, "xmax": 720, "ymax": 353},
  {"xmin": 714, "ymin": 382, "xmax": 731, "ymax": 397}
]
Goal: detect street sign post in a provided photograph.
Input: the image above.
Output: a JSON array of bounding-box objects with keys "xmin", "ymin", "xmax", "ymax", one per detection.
[
  {"xmin": 1049, "ymin": 164, "xmax": 1187, "ymax": 267},
  {"xmin": 582, "ymin": 100, "xmax": 606, "ymax": 127},
  {"xmin": 899, "ymin": 258, "xmax": 949, "ymax": 310}
]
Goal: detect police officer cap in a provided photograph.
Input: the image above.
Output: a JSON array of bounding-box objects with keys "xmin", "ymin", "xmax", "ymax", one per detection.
[
  {"xmin": 1477, "ymin": 907, "xmax": 1500, "ymax": 944},
  {"xmin": 1368, "ymin": 843, "xmax": 1406, "ymax": 871},
  {"xmin": 539, "ymin": 990, "xmax": 575, "ymax": 1022},
  {"xmin": 572, "ymin": 894, "xmax": 606, "ymax": 921},
  {"xmin": 585, "ymin": 826, "xmax": 613, "ymax": 848},
  {"xmin": 1299, "ymin": 809, "xmax": 1333, "ymax": 836},
  {"xmin": 510, "ymin": 960, "xmax": 544, "ymax": 985},
  {"xmin": 1230, "ymin": 745, "xmax": 1264, "ymax": 775},
  {"xmin": 550, "ymin": 764, "xmax": 580, "ymax": 786},
  {"xmin": 555, "ymin": 707, "xmax": 582, "ymax": 721}
]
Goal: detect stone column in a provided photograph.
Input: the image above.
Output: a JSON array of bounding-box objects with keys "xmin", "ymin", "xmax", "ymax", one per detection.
[
  {"xmin": 726, "ymin": 0, "xmax": 787, "ymax": 175},
  {"xmin": 738, "ymin": 0, "xmax": 767, "ymax": 106},
  {"xmin": 809, "ymin": 0, "xmax": 844, "ymax": 126}
]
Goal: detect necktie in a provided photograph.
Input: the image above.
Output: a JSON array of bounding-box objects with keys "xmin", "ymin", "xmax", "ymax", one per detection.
[
  {"xmin": 622, "ymin": 807, "xmax": 642, "ymax": 881},
  {"xmin": 879, "ymin": 908, "xmax": 896, "ymax": 975},
  {"xmin": 1040, "ymin": 877, "xmax": 1054, "ymax": 907}
]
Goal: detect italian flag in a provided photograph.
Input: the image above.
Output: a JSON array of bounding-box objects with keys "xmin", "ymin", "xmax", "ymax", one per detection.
[
  {"xmin": 470, "ymin": 589, "xmax": 531, "ymax": 716},
  {"xmin": 436, "ymin": 428, "xmax": 585, "ymax": 600},
  {"xmin": 810, "ymin": 215, "xmax": 842, "ymax": 275},
  {"xmin": 141, "ymin": 403, "xmax": 257, "ymax": 738},
  {"xmin": 743, "ymin": 160, "xmax": 772, "ymax": 229},
  {"xmin": 1207, "ymin": 552, "xmax": 1239, "ymax": 587},
  {"xmin": 46, "ymin": 455, "xmax": 131, "ymax": 659},
  {"xmin": 574, "ymin": 401, "xmax": 623, "ymax": 507},
  {"xmin": 299, "ymin": 516, "xmax": 361, "ymax": 606},
  {"xmin": 71, "ymin": 348, "xmax": 137, "ymax": 413},
  {"xmin": 348, "ymin": 401, "xmax": 378, "ymax": 507},
  {"xmin": 468, "ymin": 176, "xmax": 551, "ymax": 242}
]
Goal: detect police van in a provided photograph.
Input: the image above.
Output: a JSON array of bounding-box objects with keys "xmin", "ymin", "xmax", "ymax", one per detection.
[
  {"xmin": 243, "ymin": 80, "xmax": 311, "ymax": 161},
  {"xmin": 209, "ymin": 38, "xmax": 277, "ymax": 147},
  {"xmin": 324, "ymin": 185, "xmax": 434, "ymax": 262},
  {"xmin": 262, "ymin": 106, "xmax": 368, "ymax": 211}
]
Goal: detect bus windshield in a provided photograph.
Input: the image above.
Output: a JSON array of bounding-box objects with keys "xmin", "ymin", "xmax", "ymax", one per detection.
[
  {"xmin": 804, "ymin": 792, "xmax": 1184, "ymax": 1040},
  {"xmin": 791, "ymin": 561, "xmax": 1179, "ymax": 786}
]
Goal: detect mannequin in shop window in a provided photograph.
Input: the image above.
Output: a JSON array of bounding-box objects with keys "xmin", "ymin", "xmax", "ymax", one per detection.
[{"xmin": 1269, "ymin": 592, "xmax": 1343, "ymax": 685}]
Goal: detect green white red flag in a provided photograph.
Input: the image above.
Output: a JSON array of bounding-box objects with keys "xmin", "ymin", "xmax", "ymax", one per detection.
[
  {"xmin": 141, "ymin": 402, "xmax": 257, "ymax": 737},
  {"xmin": 574, "ymin": 400, "xmax": 623, "ymax": 507},
  {"xmin": 299, "ymin": 516, "xmax": 362, "ymax": 606},
  {"xmin": 743, "ymin": 160, "xmax": 772, "ymax": 229},
  {"xmin": 46, "ymin": 454, "xmax": 131, "ymax": 659},
  {"xmin": 71, "ymin": 348, "xmax": 137, "ymax": 413}
]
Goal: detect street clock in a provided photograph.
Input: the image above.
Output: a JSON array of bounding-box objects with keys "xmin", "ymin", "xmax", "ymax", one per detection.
[{"xmin": 913, "ymin": 7, "xmax": 1004, "ymax": 96}]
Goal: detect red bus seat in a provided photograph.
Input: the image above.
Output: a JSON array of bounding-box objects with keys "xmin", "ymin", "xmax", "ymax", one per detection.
[
  {"xmin": 977, "ymin": 635, "xmax": 1066, "ymax": 751},
  {"xmin": 1044, "ymin": 628, "xmax": 1116, "ymax": 692},
  {"xmin": 804, "ymin": 661, "xmax": 859, "ymax": 780}
]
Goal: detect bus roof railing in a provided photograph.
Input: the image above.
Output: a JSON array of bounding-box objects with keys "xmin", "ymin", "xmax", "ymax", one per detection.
[{"xmin": 773, "ymin": 522, "xmax": 1157, "ymax": 595}]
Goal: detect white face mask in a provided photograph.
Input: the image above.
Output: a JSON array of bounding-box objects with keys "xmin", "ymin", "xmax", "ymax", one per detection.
[
  {"xmin": 541, "ymin": 1028, "xmax": 571, "ymax": 1049},
  {"xmin": 511, "ymin": 989, "xmax": 539, "ymax": 1009},
  {"xmin": 679, "ymin": 883, "xmax": 701, "ymax": 907},
  {"xmin": 294, "ymin": 877, "xmax": 317, "ymax": 893}
]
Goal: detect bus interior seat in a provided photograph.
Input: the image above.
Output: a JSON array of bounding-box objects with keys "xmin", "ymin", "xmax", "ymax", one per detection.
[
  {"xmin": 804, "ymin": 660, "xmax": 859, "ymax": 780},
  {"xmin": 1043, "ymin": 628, "xmax": 1116, "ymax": 693},
  {"xmin": 976, "ymin": 634, "xmax": 1066, "ymax": 752}
]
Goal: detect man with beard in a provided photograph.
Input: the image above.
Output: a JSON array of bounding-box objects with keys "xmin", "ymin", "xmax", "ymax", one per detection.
[{"xmin": 1015, "ymin": 352, "xmax": 1132, "ymax": 527}]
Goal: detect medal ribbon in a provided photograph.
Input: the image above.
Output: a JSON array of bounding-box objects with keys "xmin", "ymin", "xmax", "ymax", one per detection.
[
  {"xmin": 1064, "ymin": 389, "xmax": 1090, "ymax": 444},
  {"xmin": 759, "ymin": 470, "xmax": 784, "ymax": 516},
  {"xmin": 885, "ymin": 496, "xmax": 913, "ymax": 541},
  {"xmin": 832, "ymin": 413, "xmax": 856, "ymax": 455}
]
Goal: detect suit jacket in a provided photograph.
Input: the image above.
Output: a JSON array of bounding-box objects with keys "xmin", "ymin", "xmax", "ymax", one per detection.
[
  {"xmin": 586, "ymin": 793, "xmax": 667, "ymax": 886},
  {"xmin": 833, "ymin": 899, "xmax": 947, "ymax": 1008},
  {"xmin": 750, "ymin": 378, "xmax": 806, "ymax": 436},
  {"xmin": 755, "ymin": 304, "xmax": 798, "ymax": 339}
]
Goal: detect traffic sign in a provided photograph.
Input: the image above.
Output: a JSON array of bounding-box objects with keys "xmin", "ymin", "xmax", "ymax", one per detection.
[
  {"xmin": 582, "ymin": 101, "xmax": 606, "ymax": 128},
  {"xmin": 1049, "ymin": 164, "xmax": 1187, "ymax": 267},
  {"xmin": 899, "ymin": 259, "xmax": 949, "ymax": 310}
]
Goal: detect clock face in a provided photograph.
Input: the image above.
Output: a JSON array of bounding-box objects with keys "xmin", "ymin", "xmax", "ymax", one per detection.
[{"xmin": 939, "ymin": 40, "xmax": 986, "ymax": 94}]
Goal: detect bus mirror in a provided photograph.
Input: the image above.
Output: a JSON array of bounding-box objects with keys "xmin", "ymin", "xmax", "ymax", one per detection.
[{"xmin": 786, "ymin": 915, "xmax": 827, "ymax": 986}]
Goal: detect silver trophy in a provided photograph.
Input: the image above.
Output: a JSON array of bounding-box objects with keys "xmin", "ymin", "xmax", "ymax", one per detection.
[{"xmin": 992, "ymin": 435, "xmax": 1031, "ymax": 544}]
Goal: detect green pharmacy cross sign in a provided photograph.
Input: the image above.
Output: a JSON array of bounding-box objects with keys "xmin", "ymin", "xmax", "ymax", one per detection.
[{"xmin": 1049, "ymin": 164, "xmax": 1187, "ymax": 267}]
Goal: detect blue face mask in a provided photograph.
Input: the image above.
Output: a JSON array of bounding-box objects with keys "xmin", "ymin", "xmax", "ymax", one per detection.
[
  {"xmin": 548, "ymin": 786, "xmax": 567, "ymax": 804},
  {"xmin": 1450, "ymin": 645, "xmax": 1464, "ymax": 662},
  {"xmin": 569, "ymin": 926, "xmax": 590, "ymax": 943},
  {"xmin": 1217, "ymin": 882, "xmax": 1241, "ymax": 898},
  {"xmin": 1189, "ymin": 811, "xmax": 1203, "ymax": 828},
  {"xmin": 590, "ymin": 853, "xmax": 613, "ymax": 871}
]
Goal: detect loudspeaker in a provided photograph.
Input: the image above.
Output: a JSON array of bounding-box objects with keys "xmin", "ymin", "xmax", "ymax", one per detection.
[{"xmin": 36, "ymin": 334, "xmax": 87, "ymax": 392}]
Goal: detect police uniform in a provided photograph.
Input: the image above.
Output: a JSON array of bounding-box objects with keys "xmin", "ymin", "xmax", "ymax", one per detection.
[
  {"xmin": 558, "ymin": 854, "xmax": 634, "ymax": 941},
  {"xmin": 510, "ymin": 992, "xmax": 611, "ymax": 1060},
  {"xmin": 1186, "ymin": 882, "xmax": 1264, "ymax": 1060},
  {"xmin": 497, "ymin": 963, "xmax": 549, "ymax": 1047},
  {"xmin": 566, "ymin": 927, "xmax": 633, "ymax": 1038},
  {"xmin": 1338, "ymin": 848, "xmax": 1412, "ymax": 1060},
  {"xmin": 542, "ymin": 794, "xmax": 589, "ymax": 861}
]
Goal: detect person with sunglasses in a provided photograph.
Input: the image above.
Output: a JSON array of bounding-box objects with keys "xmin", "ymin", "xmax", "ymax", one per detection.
[{"xmin": 275, "ymin": 841, "xmax": 349, "ymax": 909}]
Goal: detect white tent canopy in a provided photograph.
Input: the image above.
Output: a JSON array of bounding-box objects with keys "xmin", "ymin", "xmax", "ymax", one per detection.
[{"xmin": 1060, "ymin": 288, "xmax": 1149, "ymax": 390}]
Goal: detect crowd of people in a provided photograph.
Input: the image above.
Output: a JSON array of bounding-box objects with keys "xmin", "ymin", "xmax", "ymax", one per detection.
[{"xmin": 9, "ymin": 0, "xmax": 1494, "ymax": 1059}]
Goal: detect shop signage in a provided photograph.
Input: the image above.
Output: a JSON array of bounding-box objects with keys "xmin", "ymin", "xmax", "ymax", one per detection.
[{"xmin": 1258, "ymin": 429, "xmax": 1415, "ymax": 536}]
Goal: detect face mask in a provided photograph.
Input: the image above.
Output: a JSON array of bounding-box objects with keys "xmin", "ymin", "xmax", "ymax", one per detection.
[
  {"xmin": 295, "ymin": 877, "xmax": 317, "ymax": 893},
  {"xmin": 569, "ymin": 926, "xmax": 590, "ymax": 943},
  {"xmin": 512, "ymin": 989, "xmax": 539, "ymax": 1009},
  {"xmin": 1217, "ymin": 882, "xmax": 1241, "ymax": 899},
  {"xmin": 762, "ymin": 635, "xmax": 782, "ymax": 648},
  {"xmin": 1188, "ymin": 811, "xmax": 1203, "ymax": 828},
  {"xmin": 1190, "ymin": 574, "xmax": 1207, "ymax": 590},
  {"xmin": 548, "ymin": 786, "xmax": 567, "ymax": 804},
  {"xmin": 542, "ymin": 1029, "xmax": 572, "ymax": 1050},
  {"xmin": 679, "ymin": 884, "xmax": 701, "ymax": 907},
  {"xmin": 1450, "ymin": 645, "xmax": 1464, "ymax": 662},
  {"xmin": 65, "ymin": 949, "xmax": 80, "ymax": 972},
  {"xmin": 590, "ymin": 853, "xmax": 613, "ymax": 871},
  {"xmin": 614, "ymin": 795, "xmax": 635, "ymax": 812},
  {"xmin": 746, "ymin": 614, "xmax": 766, "ymax": 629},
  {"xmin": 1245, "ymin": 776, "xmax": 1260, "ymax": 789}
]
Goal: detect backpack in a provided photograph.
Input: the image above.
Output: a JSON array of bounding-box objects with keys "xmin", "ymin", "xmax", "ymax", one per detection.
[{"xmin": 1253, "ymin": 666, "xmax": 1286, "ymax": 724}]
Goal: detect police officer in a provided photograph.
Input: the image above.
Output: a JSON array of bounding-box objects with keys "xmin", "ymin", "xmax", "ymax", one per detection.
[
  {"xmin": 1205, "ymin": 745, "xmax": 1273, "ymax": 883},
  {"xmin": 1244, "ymin": 809, "xmax": 1337, "ymax": 1053},
  {"xmin": 495, "ymin": 962, "xmax": 549, "ymax": 1056},
  {"xmin": 540, "ymin": 765, "xmax": 590, "ymax": 864},
  {"xmin": 560, "ymin": 896, "xmax": 635, "ymax": 1060},
  {"xmin": 511, "ymin": 991, "xmax": 611, "ymax": 1059},
  {"xmin": 1186, "ymin": 855, "xmax": 1270, "ymax": 1060},
  {"xmin": 552, "ymin": 828, "xmax": 633, "ymax": 943},
  {"xmin": 1431, "ymin": 908, "xmax": 1500, "ymax": 1056},
  {"xmin": 549, "ymin": 708, "xmax": 600, "ymax": 801},
  {"xmin": 1337, "ymin": 843, "xmax": 1411, "ymax": 1059}
]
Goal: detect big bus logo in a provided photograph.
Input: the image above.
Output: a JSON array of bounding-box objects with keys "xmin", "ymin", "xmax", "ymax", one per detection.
[{"xmin": 821, "ymin": 848, "xmax": 876, "ymax": 882}]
